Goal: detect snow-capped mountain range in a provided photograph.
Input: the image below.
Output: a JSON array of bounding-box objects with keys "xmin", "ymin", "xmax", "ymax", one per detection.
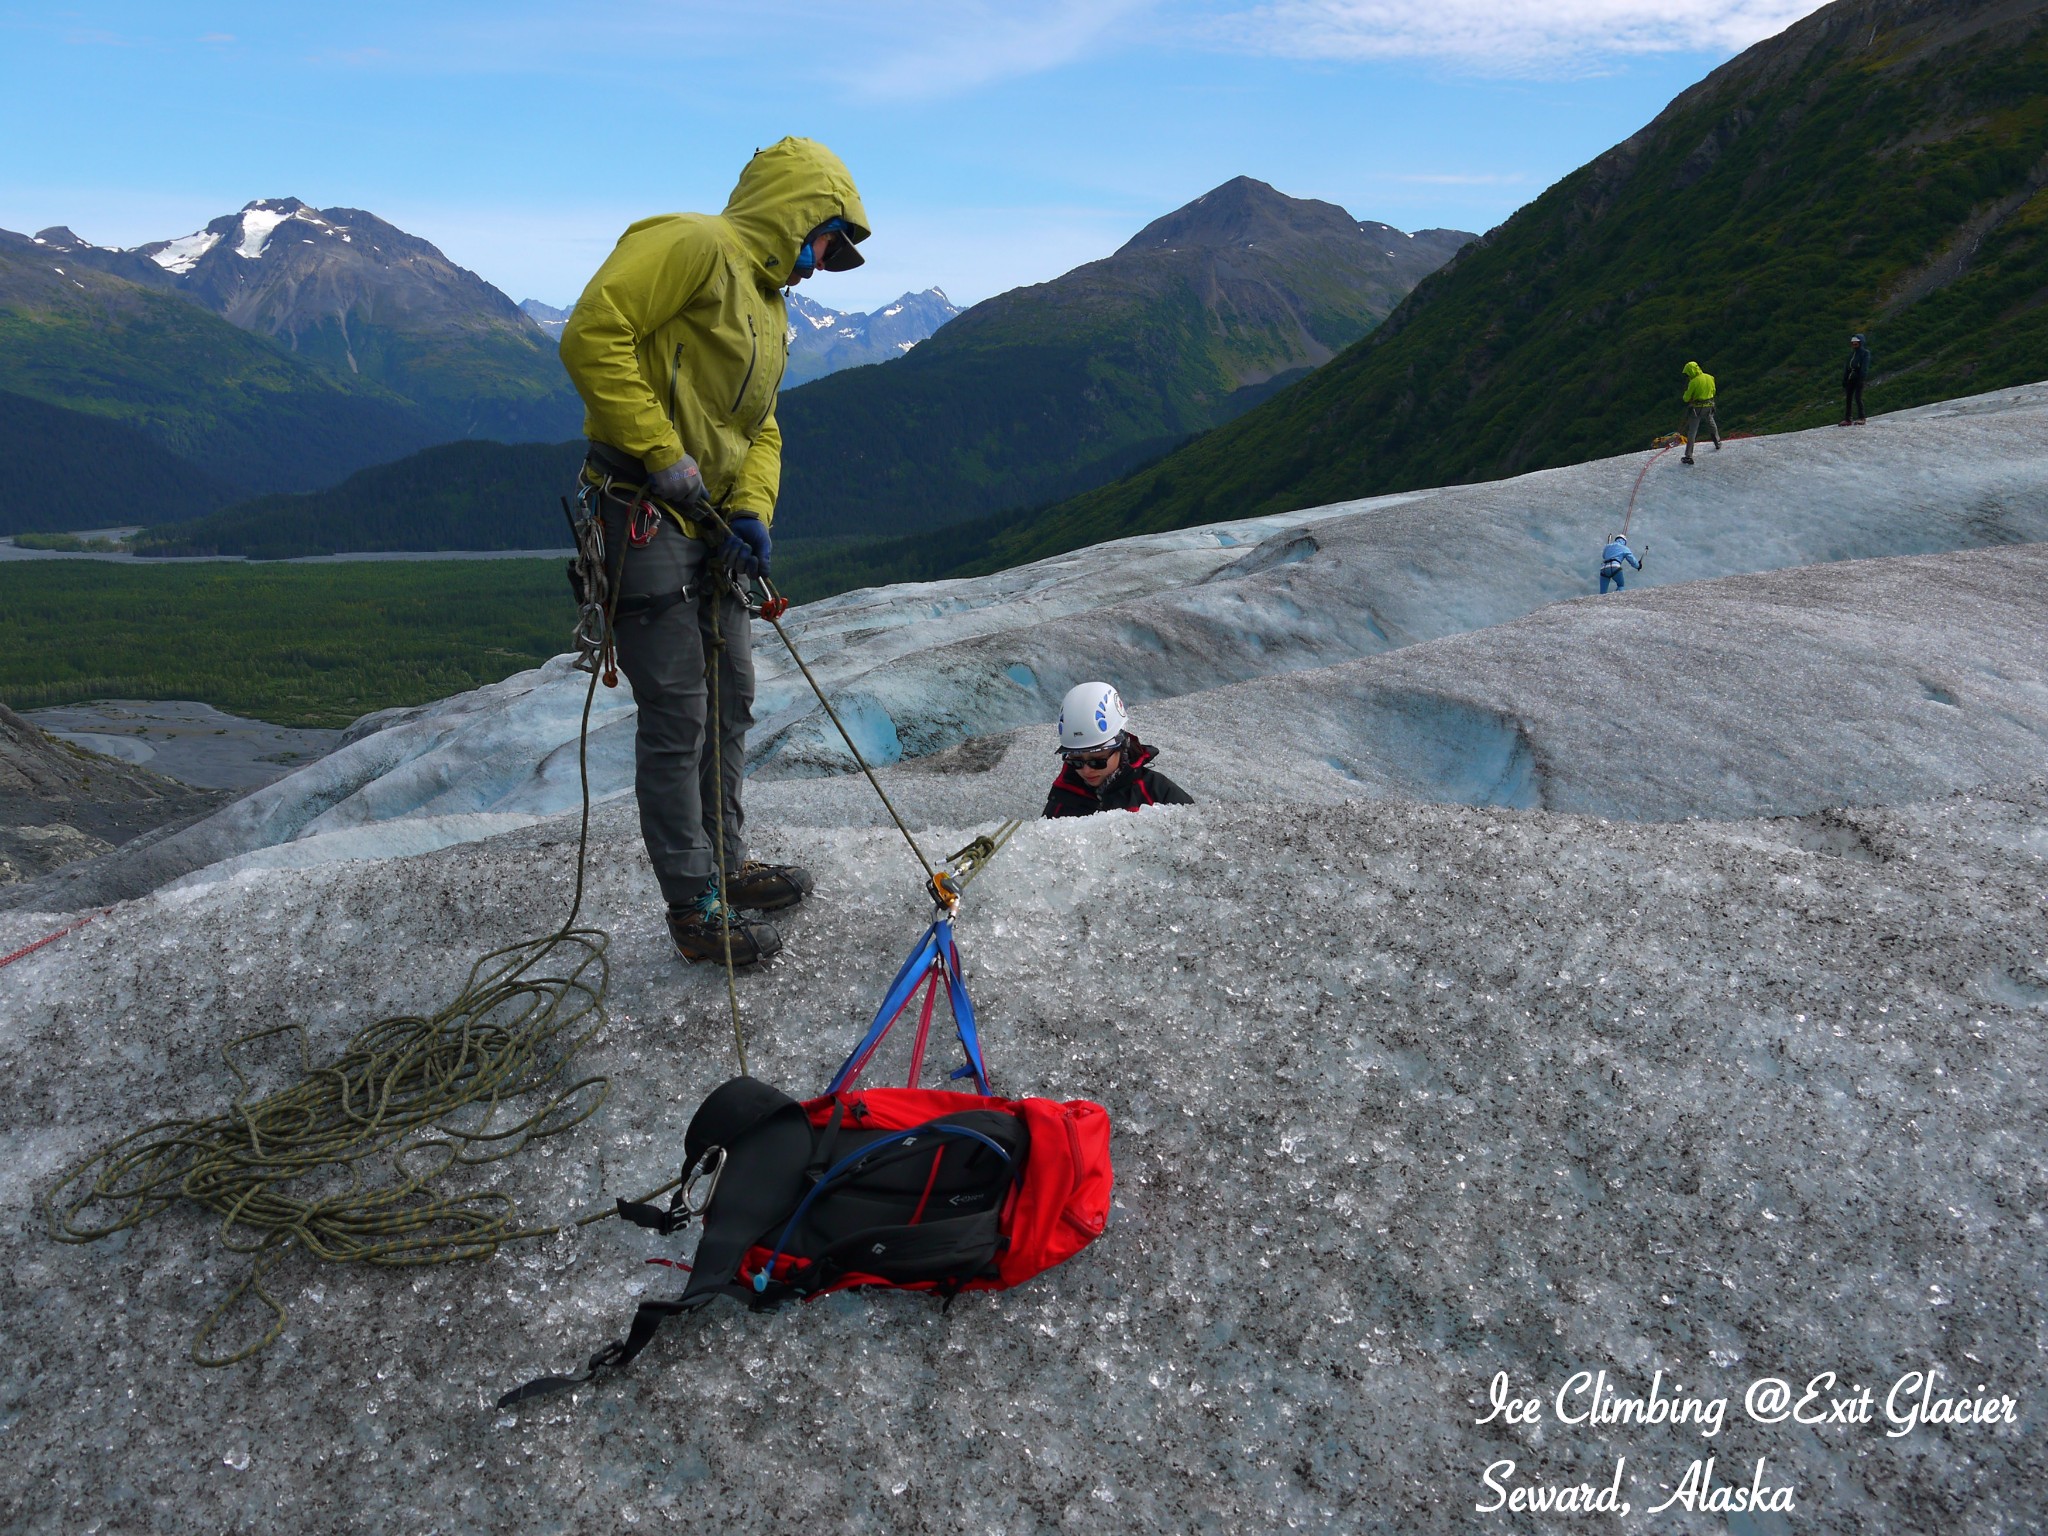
[
  {"xmin": 520, "ymin": 289, "xmax": 961, "ymax": 388},
  {"xmin": 32, "ymin": 199, "xmax": 532, "ymax": 340},
  {"xmin": 517, "ymin": 298, "xmax": 572, "ymax": 338},
  {"xmin": 782, "ymin": 287, "xmax": 961, "ymax": 386},
  {"xmin": 22, "ymin": 200, "xmax": 581, "ymax": 443}
]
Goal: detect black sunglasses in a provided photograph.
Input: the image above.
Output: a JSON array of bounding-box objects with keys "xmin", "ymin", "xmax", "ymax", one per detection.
[{"xmin": 1065, "ymin": 748, "xmax": 1121, "ymax": 770}]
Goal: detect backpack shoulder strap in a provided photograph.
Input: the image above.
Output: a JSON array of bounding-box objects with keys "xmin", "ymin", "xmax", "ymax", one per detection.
[{"xmin": 498, "ymin": 1078, "xmax": 818, "ymax": 1408}]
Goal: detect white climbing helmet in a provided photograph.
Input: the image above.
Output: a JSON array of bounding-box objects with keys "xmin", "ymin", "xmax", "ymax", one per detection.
[{"xmin": 1055, "ymin": 681, "xmax": 1127, "ymax": 754}]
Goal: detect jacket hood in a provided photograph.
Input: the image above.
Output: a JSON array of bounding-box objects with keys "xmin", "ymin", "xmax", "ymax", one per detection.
[
  {"xmin": 722, "ymin": 137, "xmax": 870, "ymax": 290},
  {"xmin": 1682, "ymin": 361, "xmax": 1702, "ymax": 378}
]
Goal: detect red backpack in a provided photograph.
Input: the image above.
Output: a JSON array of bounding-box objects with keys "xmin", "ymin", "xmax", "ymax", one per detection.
[{"xmin": 500, "ymin": 1076, "xmax": 1112, "ymax": 1405}]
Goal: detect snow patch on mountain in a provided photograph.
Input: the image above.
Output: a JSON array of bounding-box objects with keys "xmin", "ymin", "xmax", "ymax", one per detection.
[
  {"xmin": 518, "ymin": 299, "xmax": 571, "ymax": 338},
  {"xmin": 234, "ymin": 204, "xmax": 293, "ymax": 259},
  {"xmin": 782, "ymin": 287, "xmax": 962, "ymax": 387}
]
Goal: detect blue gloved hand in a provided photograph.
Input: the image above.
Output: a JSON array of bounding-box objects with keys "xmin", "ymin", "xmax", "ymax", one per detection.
[
  {"xmin": 721, "ymin": 515, "xmax": 771, "ymax": 579},
  {"xmin": 644, "ymin": 454, "xmax": 708, "ymax": 510}
]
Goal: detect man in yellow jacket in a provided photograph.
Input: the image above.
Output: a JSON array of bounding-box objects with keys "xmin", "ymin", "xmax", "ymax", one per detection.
[
  {"xmin": 1680, "ymin": 361, "xmax": 1719, "ymax": 465},
  {"xmin": 560, "ymin": 137, "xmax": 869, "ymax": 966}
]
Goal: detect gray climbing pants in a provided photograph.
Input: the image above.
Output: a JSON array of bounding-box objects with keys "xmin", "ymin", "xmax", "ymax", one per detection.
[
  {"xmin": 602, "ymin": 503, "xmax": 754, "ymax": 907},
  {"xmin": 1683, "ymin": 402, "xmax": 1720, "ymax": 459}
]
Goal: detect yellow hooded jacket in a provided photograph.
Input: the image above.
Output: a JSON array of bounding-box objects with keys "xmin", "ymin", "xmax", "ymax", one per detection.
[
  {"xmin": 560, "ymin": 137, "xmax": 870, "ymax": 527},
  {"xmin": 1682, "ymin": 361, "xmax": 1716, "ymax": 405}
]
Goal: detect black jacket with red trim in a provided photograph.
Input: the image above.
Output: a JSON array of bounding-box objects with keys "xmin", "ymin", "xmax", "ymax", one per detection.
[{"xmin": 1042, "ymin": 736, "xmax": 1194, "ymax": 818}]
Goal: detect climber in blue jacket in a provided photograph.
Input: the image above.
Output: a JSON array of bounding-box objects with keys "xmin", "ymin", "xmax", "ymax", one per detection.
[{"xmin": 1599, "ymin": 534, "xmax": 1644, "ymax": 594}]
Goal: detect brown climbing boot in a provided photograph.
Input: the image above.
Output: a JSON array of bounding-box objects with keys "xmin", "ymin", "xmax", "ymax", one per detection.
[
  {"xmin": 723, "ymin": 860, "xmax": 813, "ymax": 912},
  {"xmin": 666, "ymin": 890, "xmax": 782, "ymax": 967}
]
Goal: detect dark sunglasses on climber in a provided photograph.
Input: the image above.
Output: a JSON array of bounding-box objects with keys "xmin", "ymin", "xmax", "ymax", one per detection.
[{"xmin": 1065, "ymin": 747, "xmax": 1121, "ymax": 770}]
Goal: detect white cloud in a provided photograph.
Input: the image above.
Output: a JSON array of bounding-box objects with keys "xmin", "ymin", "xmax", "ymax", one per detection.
[
  {"xmin": 293, "ymin": 2, "xmax": 1163, "ymax": 100},
  {"xmin": 1211, "ymin": 0, "xmax": 1831, "ymax": 71},
  {"xmin": 815, "ymin": 0, "xmax": 1162, "ymax": 101}
]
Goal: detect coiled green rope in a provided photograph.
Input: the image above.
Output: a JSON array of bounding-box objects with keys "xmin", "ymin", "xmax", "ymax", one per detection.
[{"xmin": 42, "ymin": 664, "xmax": 653, "ymax": 1365}]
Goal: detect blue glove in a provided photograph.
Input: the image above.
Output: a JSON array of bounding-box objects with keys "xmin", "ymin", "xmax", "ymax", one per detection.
[
  {"xmin": 721, "ymin": 515, "xmax": 771, "ymax": 578},
  {"xmin": 644, "ymin": 455, "xmax": 708, "ymax": 510}
]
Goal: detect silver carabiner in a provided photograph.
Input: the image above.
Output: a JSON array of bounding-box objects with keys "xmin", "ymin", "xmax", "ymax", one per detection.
[{"xmin": 679, "ymin": 1146, "xmax": 727, "ymax": 1215}]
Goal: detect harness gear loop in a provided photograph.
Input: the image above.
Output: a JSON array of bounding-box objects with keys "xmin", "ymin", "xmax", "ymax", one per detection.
[{"xmin": 564, "ymin": 487, "xmax": 622, "ymax": 688}]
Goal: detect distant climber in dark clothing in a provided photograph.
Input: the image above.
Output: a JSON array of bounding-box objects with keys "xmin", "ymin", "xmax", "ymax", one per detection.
[
  {"xmin": 1042, "ymin": 681, "xmax": 1194, "ymax": 818},
  {"xmin": 1842, "ymin": 334, "xmax": 1871, "ymax": 425},
  {"xmin": 1599, "ymin": 533, "xmax": 1643, "ymax": 594}
]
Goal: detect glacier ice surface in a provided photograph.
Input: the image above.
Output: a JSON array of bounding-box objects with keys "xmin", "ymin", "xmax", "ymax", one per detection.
[{"xmin": 0, "ymin": 386, "xmax": 2044, "ymax": 1529}]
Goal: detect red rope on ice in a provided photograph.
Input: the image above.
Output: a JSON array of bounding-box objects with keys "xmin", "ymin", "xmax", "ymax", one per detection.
[
  {"xmin": 1620, "ymin": 440, "xmax": 1681, "ymax": 537},
  {"xmin": 0, "ymin": 907, "xmax": 111, "ymax": 970},
  {"xmin": 1622, "ymin": 430, "xmax": 1762, "ymax": 536}
]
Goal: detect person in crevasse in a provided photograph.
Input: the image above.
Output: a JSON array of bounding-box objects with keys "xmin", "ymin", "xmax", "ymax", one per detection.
[
  {"xmin": 559, "ymin": 137, "xmax": 869, "ymax": 967},
  {"xmin": 1679, "ymin": 361, "xmax": 1720, "ymax": 465},
  {"xmin": 1842, "ymin": 333, "xmax": 1872, "ymax": 425},
  {"xmin": 1599, "ymin": 533, "xmax": 1644, "ymax": 594},
  {"xmin": 1042, "ymin": 682, "xmax": 1195, "ymax": 818}
]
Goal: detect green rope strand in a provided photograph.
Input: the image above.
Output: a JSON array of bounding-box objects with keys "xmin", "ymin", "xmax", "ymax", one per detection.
[{"xmin": 44, "ymin": 664, "xmax": 635, "ymax": 1366}]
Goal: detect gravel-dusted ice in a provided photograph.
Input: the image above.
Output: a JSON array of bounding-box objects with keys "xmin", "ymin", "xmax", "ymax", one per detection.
[{"xmin": 0, "ymin": 386, "xmax": 2043, "ymax": 1531}]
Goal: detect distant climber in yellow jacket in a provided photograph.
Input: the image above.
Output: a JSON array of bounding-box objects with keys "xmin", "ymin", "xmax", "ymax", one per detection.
[
  {"xmin": 1680, "ymin": 361, "xmax": 1719, "ymax": 465},
  {"xmin": 560, "ymin": 138, "xmax": 870, "ymax": 967}
]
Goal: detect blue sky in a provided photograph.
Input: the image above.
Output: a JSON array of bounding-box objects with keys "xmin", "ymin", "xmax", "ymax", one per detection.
[{"xmin": 2, "ymin": 2, "xmax": 1829, "ymax": 313}]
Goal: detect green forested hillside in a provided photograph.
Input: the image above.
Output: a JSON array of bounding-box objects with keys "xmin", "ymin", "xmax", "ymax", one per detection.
[
  {"xmin": 0, "ymin": 561, "xmax": 568, "ymax": 728},
  {"xmin": 0, "ymin": 242, "xmax": 441, "ymax": 503},
  {"xmin": 773, "ymin": 179, "xmax": 1470, "ymax": 541},
  {"xmin": 963, "ymin": 0, "xmax": 2048, "ymax": 571},
  {"xmin": 0, "ymin": 391, "xmax": 236, "ymax": 533},
  {"xmin": 135, "ymin": 439, "xmax": 585, "ymax": 558}
]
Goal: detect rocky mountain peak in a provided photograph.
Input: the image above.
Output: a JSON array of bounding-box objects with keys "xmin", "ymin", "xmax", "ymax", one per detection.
[
  {"xmin": 1117, "ymin": 176, "xmax": 1361, "ymax": 254},
  {"xmin": 782, "ymin": 287, "xmax": 963, "ymax": 387}
]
